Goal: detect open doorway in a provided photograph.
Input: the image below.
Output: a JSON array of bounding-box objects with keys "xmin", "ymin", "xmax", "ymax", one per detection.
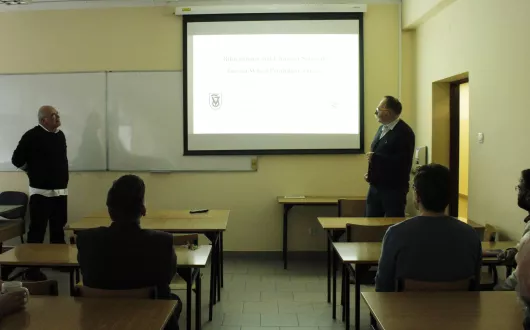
[{"xmin": 448, "ymin": 78, "xmax": 469, "ymax": 217}]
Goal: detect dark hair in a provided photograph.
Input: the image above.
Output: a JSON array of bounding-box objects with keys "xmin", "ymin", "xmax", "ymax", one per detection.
[
  {"xmin": 384, "ymin": 96, "xmax": 403, "ymax": 115},
  {"xmin": 107, "ymin": 175, "xmax": 145, "ymax": 221},
  {"xmin": 413, "ymin": 164, "xmax": 450, "ymax": 213},
  {"xmin": 522, "ymin": 169, "xmax": 530, "ymax": 190}
]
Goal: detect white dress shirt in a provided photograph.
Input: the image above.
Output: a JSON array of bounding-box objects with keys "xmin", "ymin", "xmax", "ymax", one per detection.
[
  {"xmin": 379, "ymin": 117, "xmax": 400, "ymax": 140},
  {"xmin": 29, "ymin": 125, "xmax": 68, "ymax": 197}
]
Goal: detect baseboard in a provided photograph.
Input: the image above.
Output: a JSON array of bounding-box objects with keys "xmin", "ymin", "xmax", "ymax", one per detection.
[{"xmin": 224, "ymin": 251, "xmax": 327, "ymax": 260}]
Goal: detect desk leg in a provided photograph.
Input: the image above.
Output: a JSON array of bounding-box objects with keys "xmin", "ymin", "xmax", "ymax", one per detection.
[
  {"xmin": 341, "ymin": 263, "xmax": 346, "ymax": 322},
  {"xmin": 187, "ymin": 272, "xmax": 192, "ymax": 330},
  {"xmin": 215, "ymin": 234, "xmax": 221, "ymax": 302},
  {"xmin": 283, "ymin": 205, "xmax": 294, "ymax": 269},
  {"xmin": 220, "ymin": 232, "xmax": 224, "ymax": 288},
  {"xmin": 346, "ymin": 264, "xmax": 351, "ymax": 330},
  {"xmin": 354, "ymin": 264, "xmax": 370, "ymax": 330},
  {"xmin": 196, "ymin": 269, "xmax": 202, "ymax": 330},
  {"xmin": 328, "ymin": 230, "xmax": 344, "ymax": 306},
  {"xmin": 210, "ymin": 249, "xmax": 215, "ymax": 311},
  {"xmin": 327, "ymin": 230, "xmax": 332, "ymax": 303},
  {"xmin": 69, "ymin": 270, "xmax": 75, "ymax": 297},
  {"xmin": 332, "ymin": 247, "xmax": 337, "ymax": 320},
  {"xmin": 205, "ymin": 232, "xmax": 221, "ymax": 303}
]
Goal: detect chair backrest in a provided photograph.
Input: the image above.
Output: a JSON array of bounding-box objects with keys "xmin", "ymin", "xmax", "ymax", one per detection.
[
  {"xmin": 173, "ymin": 234, "xmax": 199, "ymax": 246},
  {"xmin": 483, "ymin": 224, "xmax": 498, "ymax": 242},
  {"xmin": 346, "ymin": 223, "xmax": 391, "ymax": 242},
  {"xmin": 0, "ymin": 191, "xmax": 29, "ymax": 219},
  {"xmin": 76, "ymin": 286, "xmax": 156, "ymax": 299},
  {"xmin": 338, "ymin": 199, "xmax": 366, "ymax": 217},
  {"xmin": 22, "ymin": 280, "xmax": 59, "ymax": 296},
  {"xmin": 396, "ymin": 278, "xmax": 475, "ymax": 292}
]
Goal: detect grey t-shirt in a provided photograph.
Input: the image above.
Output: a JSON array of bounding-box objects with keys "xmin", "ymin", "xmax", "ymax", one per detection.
[{"xmin": 375, "ymin": 215, "xmax": 482, "ymax": 292}]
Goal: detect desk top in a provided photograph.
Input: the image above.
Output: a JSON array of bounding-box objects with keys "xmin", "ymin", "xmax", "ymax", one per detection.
[
  {"xmin": 67, "ymin": 210, "xmax": 230, "ymax": 232},
  {"xmin": 277, "ymin": 196, "xmax": 365, "ymax": 205},
  {"xmin": 1, "ymin": 296, "xmax": 176, "ymax": 330},
  {"xmin": 0, "ymin": 244, "xmax": 212, "ymax": 268},
  {"xmin": 333, "ymin": 241, "xmax": 517, "ymax": 264},
  {"xmin": 362, "ymin": 291, "xmax": 523, "ymax": 330},
  {"xmin": 318, "ymin": 217, "xmax": 484, "ymax": 230},
  {"xmin": 0, "ymin": 205, "xmax": 23, "ymax": 214}
]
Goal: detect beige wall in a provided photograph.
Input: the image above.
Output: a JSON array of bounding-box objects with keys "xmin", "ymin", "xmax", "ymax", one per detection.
[
  {"xmin": 459, "ymin": 82, "xmax": 469, "ymax": 196},
  {"xmin": 402, "ymin": 0, "xmax": 457, "ymax": 29},
  {"xmin": 412, "ymin": 0, "xmax": 530, "ymax": 239},
  {"xmin": 0, "ymin": 5, "xmax": 404, "ymax": 251}
]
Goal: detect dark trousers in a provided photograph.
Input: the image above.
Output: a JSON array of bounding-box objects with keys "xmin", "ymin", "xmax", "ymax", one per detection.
[
  {"xmin": 28, "ymin": 195, "xmax": 67, "ymax": 244},
  {"xmin": 365, "ymin": 185, "xmax": 407, "ymax": 217}
]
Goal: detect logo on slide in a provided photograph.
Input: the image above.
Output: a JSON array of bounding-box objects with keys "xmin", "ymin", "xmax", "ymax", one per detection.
[{"xmin": 209, "ymin": 93, "xmax": 222, "ymax": 110}]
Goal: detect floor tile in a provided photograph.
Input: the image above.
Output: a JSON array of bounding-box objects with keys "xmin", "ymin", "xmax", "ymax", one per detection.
[
  {"xmin": 261, "ymin": 313, "xmax": 299, "ymax": 326},
  {"xmin": 244, "ymin": 302, "xmax": 279, "ymax": 314},
  {"xmin": 223, "ymin": 313, "xmax": 261, "ymax": 326},
  {"xmin": 261, "ymin": 291, "xmax": 294, "ymax": 302}
]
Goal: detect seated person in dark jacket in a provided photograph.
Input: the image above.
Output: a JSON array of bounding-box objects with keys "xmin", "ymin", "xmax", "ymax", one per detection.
[
  {"xmin": 375, "ymin": 164, "xmax": 482, "ymax": 292},
  {"xmin": 76, "ymin": 175, "xmax": 180, "ymax": 328}
]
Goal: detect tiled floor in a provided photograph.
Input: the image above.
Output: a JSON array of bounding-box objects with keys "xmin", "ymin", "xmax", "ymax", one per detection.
[{"xmin": 46, "ymin": 255, "xmax": 374, "ymax": 330}]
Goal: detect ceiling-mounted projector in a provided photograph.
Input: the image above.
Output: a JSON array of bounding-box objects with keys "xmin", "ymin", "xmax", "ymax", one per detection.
[{"xmin": 175, "ymin": 4, "xmax": 367, "ymax": 15}]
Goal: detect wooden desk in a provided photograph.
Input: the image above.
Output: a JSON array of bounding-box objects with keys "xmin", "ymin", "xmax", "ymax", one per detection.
[
  {"xmin": 68, "ymin": 209, "xmax": 229, "ymax": 304},
  {"xmin": 318, "ymin": 217, "xmax": 487, "ymax": 305},
  {"xmin": 362, "ymin": 291, "xmax": 524, "ymax": 330},
  {"xmin": 69, "ymin": 210, "xmax": 229, "ymax": 232},
  {"xmin": 1, "ymin": 296, "xmax": 177, "ymax": 330},
  {"xmin": 277, "ymin": 196, "xmax": 366, "ymax": 269},
  {"xmin": 333, "ymin": 241, "xmax": 518, "ymax": 330},
  {"xmin": 0, "ymin": 244, "xmax": 211, "ymax": 330}
]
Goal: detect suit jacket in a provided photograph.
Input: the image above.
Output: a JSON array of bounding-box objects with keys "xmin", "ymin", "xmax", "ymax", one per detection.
[
  {"xmin": 368, "ymin": 119, "xmax": 415, "ymax": 190},
  {"xmin": 76, "ymin": 222, "xmax": 177, "ymax": 298}
]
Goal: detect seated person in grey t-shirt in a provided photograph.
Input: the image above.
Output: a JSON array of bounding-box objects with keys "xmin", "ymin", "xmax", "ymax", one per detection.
[{"xmin": 375, "ymin": 163, "xmax": 482, "ymax": 292}]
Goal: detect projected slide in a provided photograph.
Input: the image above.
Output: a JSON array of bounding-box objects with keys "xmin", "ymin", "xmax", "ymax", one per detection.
[{"xmin": 185, "ymin": 18, "xmax": 363, "ymax": 154}]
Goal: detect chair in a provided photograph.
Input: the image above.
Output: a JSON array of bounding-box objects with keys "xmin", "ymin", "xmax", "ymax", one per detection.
[
  {"xmin": 343, "ymin": 223, "xmax": 392, "ymax": 323},
  {"xmin": 172, "ymin": 234, "xmax": 199, "ymax": 291},
  {"xmin": 172, "ymin": 234, "xmax": 199, "ymax": 246},
  {"xmin": 346, "ymin": 223, "xmax": 391, "ymax": 243},
  {"xmin": 22, "ymin": 280, "xmax": 59, "ymax": 296},
  {"xmin": 0, "ymin": 191, "xmax": 29, "ymax": 243},
  {"xmin": 75, "ymin": 285, "xmax": 156, "ymax": 299},
  {"xmin": 481, "ymin": 224, "xmax": 499, "ymax": 290},
  {"xmin": 396, "ymin": 277, "xmax": 475, "ymax": 292},
  {"xmin": 338, "ymin": 199, "xmax": 366, "ymax": 217}
]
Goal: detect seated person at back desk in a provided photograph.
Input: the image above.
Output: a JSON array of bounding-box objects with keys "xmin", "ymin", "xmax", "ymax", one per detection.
[
  {"xmin": 515, "ymin": 229, "xmax": 530, "ymax": 329},
  {"xmin": 375, "ymin": 164, "xmax": 482, "ymax": 292},
  {"xmin": 76, "ymin": 175, "xmax": 181, "ymax": 329},
  {"xmin": 495, "ymin": 169, "xmax": 530, "ymax": 290}
]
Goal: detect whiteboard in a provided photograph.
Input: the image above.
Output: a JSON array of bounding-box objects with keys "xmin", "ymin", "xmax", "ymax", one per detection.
[
  {"xmin": 107, "ymin": 71, "xmax": 254, "ymax": 171},
  {"xmin": 0, "ymin": 73, "xmax": 107, "ymax": 171}
]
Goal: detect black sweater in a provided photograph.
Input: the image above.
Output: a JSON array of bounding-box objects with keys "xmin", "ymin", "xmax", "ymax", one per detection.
[
  {"xmin": 368, "ymin": 120, "xmax": 415, "ymax": 190},
  {"xmin": 12, "ymin": 126, "xmax": 69, "ymax": 190}
]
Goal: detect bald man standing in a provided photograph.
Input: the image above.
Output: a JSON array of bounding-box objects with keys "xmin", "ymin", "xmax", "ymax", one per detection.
[{"xmin": 12, "ymin": 106, "xmax": 68, "ymax": 280}]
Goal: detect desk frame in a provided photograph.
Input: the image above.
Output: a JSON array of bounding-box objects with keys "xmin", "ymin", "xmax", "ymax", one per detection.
[
  {"xmin": 334, "ymin": 245, "xmax": 514, "ymax": 330},
  {"xmin": 280, "ymin": 197, "xmax": 365, "ymax": 269}
]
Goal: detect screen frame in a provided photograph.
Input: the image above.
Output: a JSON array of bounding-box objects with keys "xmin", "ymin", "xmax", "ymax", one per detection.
[{"xmin": 183, "ymin": 12, "xmax": 365, "ymax": 156}]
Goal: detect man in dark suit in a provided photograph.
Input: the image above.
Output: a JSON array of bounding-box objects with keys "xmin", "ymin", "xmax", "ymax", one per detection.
[
  {"xmin": 365, "ymin": 96, "xmax": 415, "ymax": 217},
  {"xmin": 76, "ymin": 175, "xmax": 180, "ymax": 329}
]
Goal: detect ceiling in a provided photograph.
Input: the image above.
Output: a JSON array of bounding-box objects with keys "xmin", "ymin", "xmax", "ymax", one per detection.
[{"xmin": 0, "ymin": 0, "xmax": 400, "ymax": 12}]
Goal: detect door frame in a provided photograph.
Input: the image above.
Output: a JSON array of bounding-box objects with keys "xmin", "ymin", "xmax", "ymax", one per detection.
[{"xmin": 448, "ymin": 78, "xmax": 469, "ymax": 217}]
